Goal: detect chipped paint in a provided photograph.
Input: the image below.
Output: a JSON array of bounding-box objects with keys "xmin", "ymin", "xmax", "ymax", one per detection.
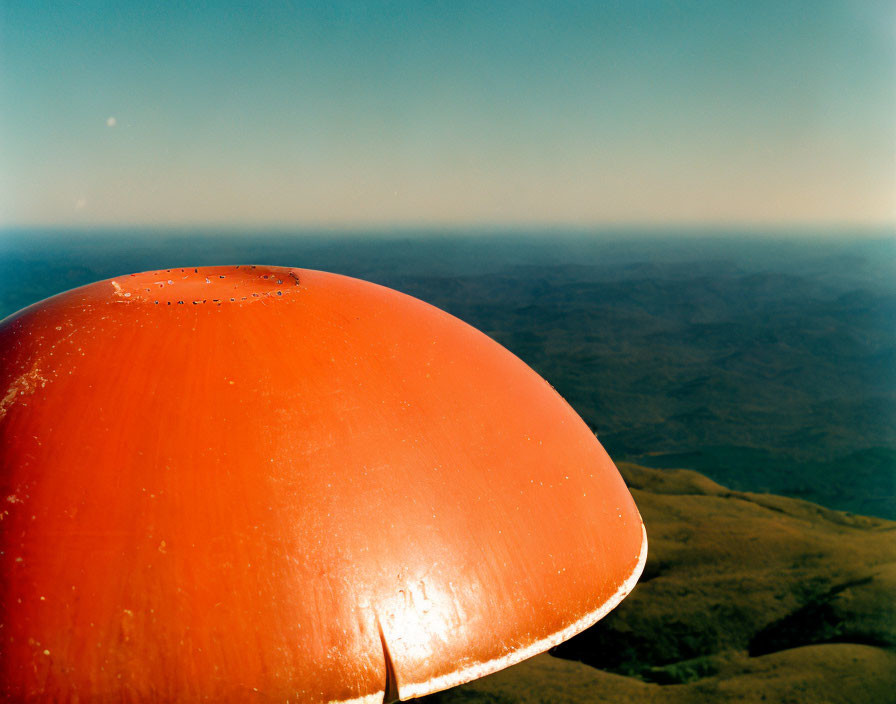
[
  {"xmin": 0, "ymin": 363, "xmax": 48, "ymax": 421},
  {"xmin": 102, "ymin": 266, "xmax": 302, "ymax": 305}
]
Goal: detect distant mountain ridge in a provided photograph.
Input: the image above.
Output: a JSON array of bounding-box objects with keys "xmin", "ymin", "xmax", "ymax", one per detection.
[
  {"xmin": 389, "ymin": 263, "xmax": 895, "ymax": 517},
  {"xmin": 1, "ymin": 231, "xmax": 893, "ymax": 517}
]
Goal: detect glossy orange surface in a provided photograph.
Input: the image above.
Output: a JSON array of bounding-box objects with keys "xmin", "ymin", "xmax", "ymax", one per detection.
[{"xmin": 0, "ymin": 266, "xmax": 645, "ymax": 702}]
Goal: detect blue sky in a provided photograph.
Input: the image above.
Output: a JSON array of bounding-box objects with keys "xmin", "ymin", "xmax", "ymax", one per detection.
[{"xmin": 1, "ymin": 0, "xmax": 893, "ymax": 227}]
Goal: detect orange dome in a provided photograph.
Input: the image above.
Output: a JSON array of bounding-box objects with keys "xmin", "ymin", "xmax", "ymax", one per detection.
[{"xmin": 0, "ymin": 266, "xmax": 646, "ymax": 702}]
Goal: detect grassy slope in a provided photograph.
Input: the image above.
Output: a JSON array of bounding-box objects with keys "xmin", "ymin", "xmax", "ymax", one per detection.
[{"xmin": 415, "ymin": 464, "xmax": 896, "ymax": 703}]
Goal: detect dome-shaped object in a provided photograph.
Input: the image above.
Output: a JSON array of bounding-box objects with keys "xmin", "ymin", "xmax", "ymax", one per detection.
[{"xmin": 0, "ymin": 266, "xmax": 646, "ymax": 702}]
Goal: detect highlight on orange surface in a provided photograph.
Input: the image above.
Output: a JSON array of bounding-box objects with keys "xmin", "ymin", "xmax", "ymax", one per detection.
[{"xmin": 0, "ymin": 266, "xmax": 646, "ymax": 702}]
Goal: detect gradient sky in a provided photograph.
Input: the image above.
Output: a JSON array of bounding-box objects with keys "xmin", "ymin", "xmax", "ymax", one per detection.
[{"xmin": 1, "ymin": 0, "xmax": 893, "ymax": 227}]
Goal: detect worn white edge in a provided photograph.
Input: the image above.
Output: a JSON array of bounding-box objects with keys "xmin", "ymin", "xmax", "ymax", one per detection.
[
  {"xmin": 398, "ymin": 522, "xmax": 649, "ymax": 700},
  {"xmin": 328, "ymin": 694, "xmax": 384, "ymax": 704},
  {"xmin": 329, "ymin": 522, "xmax": 648, "ymax": 704}
]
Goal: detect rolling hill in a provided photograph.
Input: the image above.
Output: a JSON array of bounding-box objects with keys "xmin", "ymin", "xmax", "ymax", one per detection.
[{"xmin": 415, "ymin": 464, "xmax": 896, "ymax": 703}]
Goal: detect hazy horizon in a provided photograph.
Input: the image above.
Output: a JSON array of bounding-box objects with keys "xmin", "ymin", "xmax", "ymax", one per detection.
[{"xmin": 2, "ymin": 223, "xmax": 894, "ymax": 239}]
